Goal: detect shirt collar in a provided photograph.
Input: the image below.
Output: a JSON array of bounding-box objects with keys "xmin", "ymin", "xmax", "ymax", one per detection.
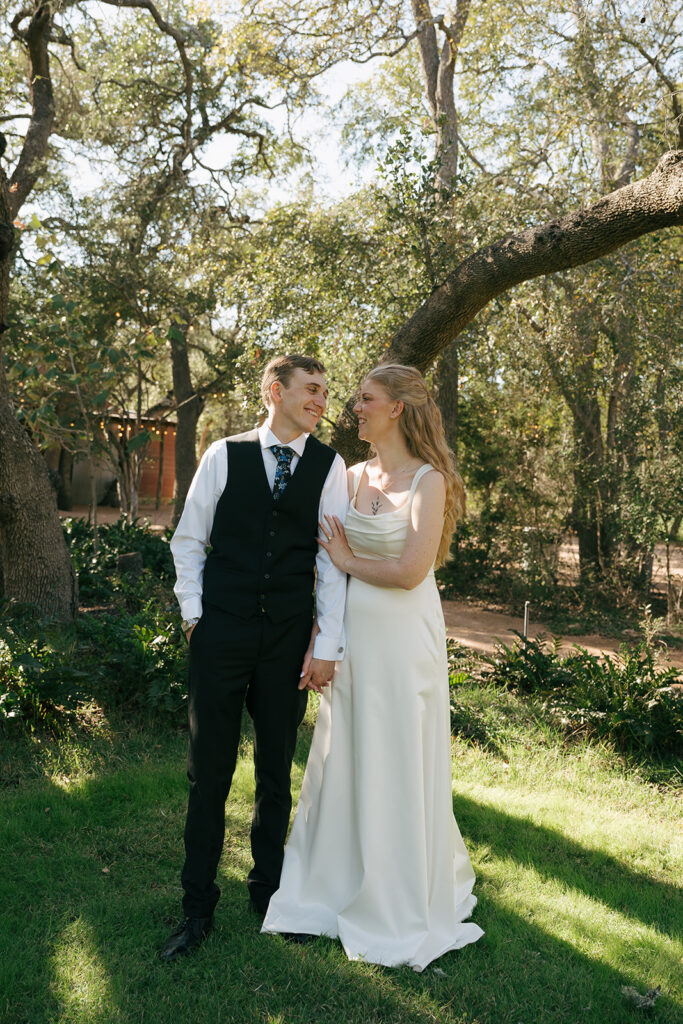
[{"xmin": 258, "ymin": 422, "xmax": 308, "ymax": 458}]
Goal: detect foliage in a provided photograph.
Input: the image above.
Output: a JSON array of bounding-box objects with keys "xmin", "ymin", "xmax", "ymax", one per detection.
[
  {"xmin": 0, "ymin": 520, "xmax": 185, "ymax": 733},
  {"xmin": 62, "ymin": 517, "xmax": 175, "ymax": 601},
  {"xmin": 553, "ymin": 642, "xmax": 682, "ymax": 756},
  {"xmin": 484, "ymin": 632, "xmax": 682, "ymax": 756},
  {"xmin": 0, "ymin": 601, "xmax": 188, "ymax": 735}
]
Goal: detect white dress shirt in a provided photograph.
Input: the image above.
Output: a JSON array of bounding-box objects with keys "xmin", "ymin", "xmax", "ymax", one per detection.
[{"xmin": 170, "ymin": 423, "xmax": 349, "ymax": 661}]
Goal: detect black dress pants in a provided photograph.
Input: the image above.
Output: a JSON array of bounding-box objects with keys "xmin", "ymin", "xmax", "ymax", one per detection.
[{"xmin": 180, "ymin": 601, "xmax": 310, "ymax": 918}]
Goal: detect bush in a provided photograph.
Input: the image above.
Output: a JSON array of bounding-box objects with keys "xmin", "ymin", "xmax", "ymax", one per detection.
[
  {"xmin": 552, "ymin": 642, "xmax": 681, "ymax": 755},
  {"xmin": 0, "ymin": 601, "xmax": 188, "ymax": 735},
  {"xmin": 485, "ymin": 633, "xmax": 682, "ymax": 755},
  {"xmin": 62, "ymin": 516, "xmax": 174, "ymax": 602},
  {"xmin": 484, "ymin": 632, "xmax": 571, "ymax": 693}
]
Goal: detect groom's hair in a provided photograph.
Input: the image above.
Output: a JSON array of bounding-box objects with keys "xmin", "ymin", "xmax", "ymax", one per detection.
[{"xmin": 261, "ymin": 353, "xmax": 327, "ymax": 407}]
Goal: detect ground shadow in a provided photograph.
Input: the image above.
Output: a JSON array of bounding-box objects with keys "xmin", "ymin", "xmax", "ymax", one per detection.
[
  {"xmin": 452, "ymin": 792, "xmax": 682, "ymax": 941},
  {"xmin": 2, "ymin": 762, "xmax": 681, "ymax": 1024}
]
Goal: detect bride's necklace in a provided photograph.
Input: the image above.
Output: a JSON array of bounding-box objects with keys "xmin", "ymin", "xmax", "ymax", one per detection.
[{"xmin": 368, "ymin": 460, "xmax": 419, "ymax": 515}]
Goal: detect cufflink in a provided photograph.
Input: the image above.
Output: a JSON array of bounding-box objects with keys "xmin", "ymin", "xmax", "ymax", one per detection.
[{"xmin": 337, "ymin": 647, "xmax": 343, "ymax": 654}]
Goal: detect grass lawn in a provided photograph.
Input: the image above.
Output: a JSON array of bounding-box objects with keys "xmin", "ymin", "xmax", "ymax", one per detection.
[{"xmin": 1, "ymin": 689, "xmax": 680, "ymax": 1024}]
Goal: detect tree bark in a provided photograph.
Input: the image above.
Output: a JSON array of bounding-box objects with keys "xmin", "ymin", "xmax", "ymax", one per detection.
[
  {"xmin": 331, "ymin": 150, "xmax": 683, "ymax": 460},
  {"xmin": 170, "ymin": 315, "xmax": 204, "ymax": 526},
  {"xmin": 0, "ymin": 4, "xmax": 77, "ymax": 619},
  {"xmin": 57, "ymin": 447, "xmax": 74, "ymax": 510},
  {"xmin": 411, "ymin": 0, "xmax": 470, "ymax": 189},
  {"xmin": 0, "ymin": 350, "xmax": 78, "ymax": 618},
  {"xmin": 435, "ymin": 340, "xmax": 459, "ymax": 452}
]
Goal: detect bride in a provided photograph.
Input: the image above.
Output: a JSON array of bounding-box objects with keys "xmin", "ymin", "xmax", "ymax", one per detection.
[{"xmin": 262, "ymin": 363, "xmax": 483, "ymax": 971}]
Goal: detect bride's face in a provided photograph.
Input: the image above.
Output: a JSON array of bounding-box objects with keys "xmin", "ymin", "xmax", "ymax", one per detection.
[{"xmin": 353, "ymin": 380, "xmax": 399, "ymax": 442}]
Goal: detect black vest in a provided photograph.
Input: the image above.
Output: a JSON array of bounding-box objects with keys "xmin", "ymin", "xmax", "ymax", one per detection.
[{"xmin": 201, "ymin": 429, "xmax": 336, "ymax": 622}]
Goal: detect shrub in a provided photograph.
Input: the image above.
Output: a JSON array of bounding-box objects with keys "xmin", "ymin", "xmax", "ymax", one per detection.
[
  {"xmin": 551, "ymin": 642, "xmax": 681, "ymax": 755},
  {"xmin": 62, "ymin": 516, "xmax": 174, "ymax": 602},
  {"xmin": 485, "ymin": 633, "xmax": 682, "ymax": 755},
  {"xmin": 485, "ymin": 632, "xmax": 572, "ymax": 693},
  {"xmin": 0, "ymin": 601, "xmax": 188, "ymax": 734}
]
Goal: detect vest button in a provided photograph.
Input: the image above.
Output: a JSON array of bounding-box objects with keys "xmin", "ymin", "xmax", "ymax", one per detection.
[
  {"xmin": 266, "ymin": 551, "xmax": 272, "ymax": 557},
  {"xmin": 272, "ymin": 510, "xmax": 278, "ymax": 517},
  {"xmin": 269, "ymin": 530, "xmax": 275, "ymax": 537},
  {"xmin": 264, "ymin": 573, "xmax": 271, "ymax": 580}
]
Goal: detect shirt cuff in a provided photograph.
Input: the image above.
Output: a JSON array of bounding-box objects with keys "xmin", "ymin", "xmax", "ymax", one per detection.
[
  {"xmin": 313, "ymin": 634, "xmax": 345, "ymax": 662},
  {"xmin": 179, "ymin": 597, "xmax": 203, "ymax": 621}
]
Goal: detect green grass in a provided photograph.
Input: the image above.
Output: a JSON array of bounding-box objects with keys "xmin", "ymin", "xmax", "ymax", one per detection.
[{"xmin": 1, "ymin": 694, "xmax": 681, "ymax": 1024}]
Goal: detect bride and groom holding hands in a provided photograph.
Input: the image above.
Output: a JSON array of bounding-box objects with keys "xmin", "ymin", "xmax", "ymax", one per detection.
[{"xmin": 163, "ymin": 353, "xmax": 483, "ymax": 971}]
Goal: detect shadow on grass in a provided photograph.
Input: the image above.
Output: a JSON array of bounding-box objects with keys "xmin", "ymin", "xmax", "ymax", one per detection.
[
  {"xmin": 453, "ymin": 793, "xmax": 682, "ymax": 942},
  {"xmin": 1, "ymin": 760, "xmax": 681, "ymax": 1024}
]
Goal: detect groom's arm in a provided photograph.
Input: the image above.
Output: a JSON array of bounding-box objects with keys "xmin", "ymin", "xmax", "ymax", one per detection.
[
  {"xmin": 170, "ymin": 440, "xmax": 226, "ymax": 629},
  {"xmin": 300, "ymin": 453, "xmax": 348, "ymax": 690}
]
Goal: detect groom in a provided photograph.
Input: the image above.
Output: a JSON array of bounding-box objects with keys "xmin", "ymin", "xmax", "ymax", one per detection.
[{"xmin": 162, "ymin": 354, "xmax": 348, "ymax": 962}]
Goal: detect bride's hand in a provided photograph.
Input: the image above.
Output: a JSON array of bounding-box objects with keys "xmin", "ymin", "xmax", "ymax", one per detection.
[{"xmin": 318, "ymin": 515, "xmax": 353, "ymax": 572}]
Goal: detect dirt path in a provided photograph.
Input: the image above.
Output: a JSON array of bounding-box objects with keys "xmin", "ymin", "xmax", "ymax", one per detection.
[{"xmin": 441, "ymin": 600, "xmax": 683, "ymax": 670}]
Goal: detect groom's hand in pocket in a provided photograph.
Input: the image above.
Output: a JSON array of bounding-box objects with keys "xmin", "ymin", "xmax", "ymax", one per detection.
[{"xmin": 299, "ymin": 657, "xmax": 335, "ymax": 693}]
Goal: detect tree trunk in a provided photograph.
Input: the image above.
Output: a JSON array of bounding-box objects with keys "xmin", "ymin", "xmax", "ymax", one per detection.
[
  {"xmin": 0, "ymin": 364, "xmax": 78, "ymax": 619},
  {"xmin": 1, "ymin": 164, "xmax": 77, "ymax": 616},
  {"xmin": 435, "ymin": 340, "xmax": 459, "ymax": 452},
  {"xmin": 569, "ymin": 394, "xmax": 623, "ymax": 586},
  {"xmin": 410, "ymin": 0, "xmax": 470, "ymax": 190},
  {"xmin": 170, "ymin": 316, "xmax": 204, "ymax": 526},
  {"xmin": 57, "ymin": 447, "xmax": 73, "ymax": 510},
  {"xmin": 0, "ymin": 6, "xmax": 77, "ymax": 619}
]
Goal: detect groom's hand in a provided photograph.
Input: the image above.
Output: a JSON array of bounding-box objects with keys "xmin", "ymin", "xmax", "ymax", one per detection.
[{"xmin": 299, "ymin": 657, "xmax": 335, "ymax": 693}]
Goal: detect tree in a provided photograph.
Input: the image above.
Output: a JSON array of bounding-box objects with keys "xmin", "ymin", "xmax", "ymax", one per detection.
[
  {"xmin": 0, "ymin": 2, "xmax": 78, "ymax": 616},
  {"xmin": 330, "ymin": 151, "xmax": 683, "ymax": 461},
  {"xmin": 2, "ymin": 0, "xmax": 682, "ymax": 618},
  {"xmin": 0, "ymin": 0, "xmax": 292, "ymax": 612}
]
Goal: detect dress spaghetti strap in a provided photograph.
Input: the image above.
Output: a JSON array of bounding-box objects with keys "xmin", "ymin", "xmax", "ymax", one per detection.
[
  {"xmin": 408, "ymin": 464, "xmax": 434, "ymax": 501},
  {"xmin": 350, "ymin": 462, "xmax": 367, "ymax": 503}
]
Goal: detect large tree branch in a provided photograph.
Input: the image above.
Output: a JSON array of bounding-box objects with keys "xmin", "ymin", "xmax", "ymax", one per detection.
[
  {"xmin": 386, "ymin": 151, "xmax": 683, "ymax": 367},
  {"xmin": 97, "ymin": 0, "xmax": 194, "ymax": 160},
  {"xmin": 8, "ymin": 2, "xmax": 55, "ymax": 217},
  {"xmin": 331, "ymin": 150, "xmax": 683, "ymax": 457}
]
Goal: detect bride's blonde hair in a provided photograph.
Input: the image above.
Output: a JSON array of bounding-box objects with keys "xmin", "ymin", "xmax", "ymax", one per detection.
[{"xmin": 364, "ymin": 363, "xmax": 465, "ymax": 567}]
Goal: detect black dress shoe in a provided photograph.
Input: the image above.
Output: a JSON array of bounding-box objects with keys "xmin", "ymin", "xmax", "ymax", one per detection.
[{"xmin": 160, "ymin": 916, "xmax": 213, "ymax": 962}]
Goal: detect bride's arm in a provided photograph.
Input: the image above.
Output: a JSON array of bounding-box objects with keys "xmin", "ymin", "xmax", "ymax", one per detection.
[{"xmin": 319, "ymin": 470, "xmax": 445, "ymax": 591}]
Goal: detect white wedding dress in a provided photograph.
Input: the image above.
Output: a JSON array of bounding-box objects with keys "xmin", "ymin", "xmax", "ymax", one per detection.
[{"xmin": 262, "ymin": 463, "xmax": 483, "ymax": 970}]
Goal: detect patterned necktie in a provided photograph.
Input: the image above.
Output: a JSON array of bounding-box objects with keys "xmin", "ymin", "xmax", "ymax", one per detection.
[{"xmin": 271, "ymin": 444, "xmax": 295, "ymax": 501}]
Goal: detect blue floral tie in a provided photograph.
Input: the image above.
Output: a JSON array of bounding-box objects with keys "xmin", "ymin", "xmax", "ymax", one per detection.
[{"xmin": 271, "ymin": 444, "xmax": 295, "ymax": 501}]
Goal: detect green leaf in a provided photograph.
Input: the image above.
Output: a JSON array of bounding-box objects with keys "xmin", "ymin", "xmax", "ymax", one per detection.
[{"xmin": 125, "ymin": 430, "xmax": 151, "ymax": 453}]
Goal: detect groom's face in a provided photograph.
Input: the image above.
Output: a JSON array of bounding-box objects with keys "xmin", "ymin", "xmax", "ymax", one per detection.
[{"xmin": 271, "ymin": 367, "xmax": 328, "ymax": 437}]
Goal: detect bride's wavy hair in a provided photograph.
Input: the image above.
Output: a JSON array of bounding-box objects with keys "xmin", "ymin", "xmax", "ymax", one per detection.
[{"xmin": 364, "ymin": 363, "xmax": 465, "ymax": 567}]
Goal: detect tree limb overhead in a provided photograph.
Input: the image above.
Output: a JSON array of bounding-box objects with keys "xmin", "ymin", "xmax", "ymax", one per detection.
[
  {"xmin": 384, "ymin": 150, "xmax": 683, "ymax": 371},
  {"xmin": 331, "ymin": 150, "xmax": 683, "ymax": 459}
]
